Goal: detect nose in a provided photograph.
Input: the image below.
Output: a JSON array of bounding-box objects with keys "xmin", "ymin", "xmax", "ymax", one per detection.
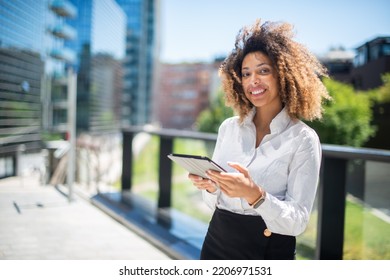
[{"xmin": 249, "ymin": 73, "xmax": 259, "ymax": 85}]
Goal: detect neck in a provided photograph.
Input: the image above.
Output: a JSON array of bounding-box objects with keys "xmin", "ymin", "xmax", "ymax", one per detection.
[{"xmin": 253, "ymin": 103, "xmax": 283, "ymax": 131}]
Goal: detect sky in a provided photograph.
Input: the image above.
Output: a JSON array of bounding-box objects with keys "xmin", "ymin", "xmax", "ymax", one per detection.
[{"xmin": 160, "ymin": 0, "xmax": 390, "ymax": 63}]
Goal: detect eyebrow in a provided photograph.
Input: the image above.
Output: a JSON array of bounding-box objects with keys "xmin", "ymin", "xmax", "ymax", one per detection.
[{"xmin": 242, "ymin": 63, "xmax": 271, "ymax": 70}]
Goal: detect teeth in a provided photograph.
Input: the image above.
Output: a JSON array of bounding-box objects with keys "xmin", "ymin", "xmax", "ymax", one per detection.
[{"xmin": 251, "ymin": 89, "xmax": 265, "ymax": 95}]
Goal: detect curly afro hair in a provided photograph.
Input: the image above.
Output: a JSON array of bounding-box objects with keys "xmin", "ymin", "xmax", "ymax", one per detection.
[{"xmin": 219, "ymin": 19, "xmax": 330, "ymax": 122}]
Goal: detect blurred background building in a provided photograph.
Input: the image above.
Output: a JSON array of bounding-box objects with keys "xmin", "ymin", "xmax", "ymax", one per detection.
[
  {"xmin": 319, "ymin": 47, "xmax": 355, "ymax": 84},
  {"xmin": 65, "ymin": 0, "xmax": 126, "ymax": 134},
  {"xmin": 320, "ymin": 36, "xmax": 390, "ymax": 90},
  {"xmin": 351, "ymin": 36, "xmax": 390, "ymax": 90},
  {"xmin": 45, "ymin": 0, "xmax": 77, "ymax": 135},
  {"xmin": 0, "ymin": 0, "xmax": 158, "ymax": 179},
  {"xmin": 116, "ymin": 0, "xmax": 159, "ymax": 127},
  {"xmin": 0, "ymin": 0, "xmax": 76, "ymax": 178},
  {"xmin": 158, "ymin": 62, "xmax": 211, "ymax": 129}
]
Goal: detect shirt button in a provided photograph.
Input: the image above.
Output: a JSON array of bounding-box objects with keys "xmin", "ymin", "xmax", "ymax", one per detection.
[{"xmin": 264, "ymin": 228, "xmax": 272, "ymax": 237}]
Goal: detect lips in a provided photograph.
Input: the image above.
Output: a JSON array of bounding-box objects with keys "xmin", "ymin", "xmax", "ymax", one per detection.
[{"xmin": 249, "ymin": 86, "xmax": 266, "ymax": 96}]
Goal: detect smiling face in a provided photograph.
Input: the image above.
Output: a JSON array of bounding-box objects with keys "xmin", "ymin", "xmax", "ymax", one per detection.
[{"xmin": 241, "ymin": 51, "xmax": 282, "ymax": 110}]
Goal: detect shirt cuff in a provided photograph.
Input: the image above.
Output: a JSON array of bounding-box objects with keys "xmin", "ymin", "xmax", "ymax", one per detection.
[
  {"xmin": 205, "ymin": 188, "xmax": 220, "ymax": 195},
  {"xmin": 256, "ymin": 194, "xmax": 282, "ymax": 221}
]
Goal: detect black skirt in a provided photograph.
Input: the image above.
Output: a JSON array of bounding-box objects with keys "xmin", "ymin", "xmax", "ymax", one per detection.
[{"xmin": 200, "ymin": 208, "xmax": 296, "ymax": 260}]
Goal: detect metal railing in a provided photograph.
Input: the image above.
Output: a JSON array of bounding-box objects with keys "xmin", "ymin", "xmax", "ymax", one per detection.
[
  {"xmin": 121, "ymin": 126, "xmax": 390, "ymax": 260},
  {"xmin": 318, "ymin": 144, "xmax": 390, "ymax": 259}
]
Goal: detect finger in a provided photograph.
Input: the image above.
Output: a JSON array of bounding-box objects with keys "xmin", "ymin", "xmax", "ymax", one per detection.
[
  {"xmin": 196, "ymin": 180, "xmax": 217, "ymax": 191},
  {"xmin": 228, "ymin": 162, "xmax": 249, "ymax": 177},
  {"xmin": 188, "ymin": 173, "xmax": 204, "ymax": 182},
  {"xmin": 207, "ymin": 171, "xmax": 237, "ymax": 189},
  {"xmin": 191, "ymin": 180, "xmax": 204, "ymax": 187},
  {"xmin": 206, "ymin": 170, "xmax": 225, "ymax": 179},
  {"xmin": 218, "ymin": 182, "xmax": 227, "ymax": 192},
  {"xmin": 218, "ymin": 183, "xmax": 234, "ymax": 196},
  {"xmin": 192, "ymin": 177, "xmax": 213, "ymax": 187}
]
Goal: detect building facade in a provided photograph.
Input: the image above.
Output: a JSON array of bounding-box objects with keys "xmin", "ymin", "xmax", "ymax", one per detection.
[
  {"xmin": 0, "ymin": 0, "xmax": 77, "ymax": 177},
  {"xmin": 45, "ymin": 0, "xmax": 77, "ymax": 135},
  {"xmin": 0, "ymin": 0, "xmax": 45, "ymax": 157},
  {"xmin": 350, "ymin": 36, "xmax": 390, "ymax": 90},
  {"xmin": 158, "ymin": 63, "xmax": 211, "ymax": 129},
  {"xmin": 319, "ymin": 48, "xmax": 354, "ymax": 84},
  {"xmin": 115, "ymin": 0, "xmax": 159, "ymax": 127},
  {"xmin": 65, "ymin": 0, "xmax": 126, "ymax": 134}
]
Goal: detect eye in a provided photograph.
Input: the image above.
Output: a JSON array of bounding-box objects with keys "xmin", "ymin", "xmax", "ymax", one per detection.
[
  {"xmin": 258, "ymin": 68, "xmax": 271, "ymax": 75},
  {"xmin": 241, "ymin": 72, "xmax": 250, "ymax": 78}
]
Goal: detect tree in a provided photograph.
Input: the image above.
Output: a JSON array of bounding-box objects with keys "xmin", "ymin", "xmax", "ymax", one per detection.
[
  {"xmin": 371, "ymin": 73, "xmax": 390, "ymax": 103},
  {"xmin": 363, "ymin": 73, "xmax": 390, "ymax": 149},
  {"xmin": 307, "ymin": 78, "xmax": 376, "ymax": 147},
  {"xmin": 196, "ymin": 89, "xmax": 234, "ymax": 133}
]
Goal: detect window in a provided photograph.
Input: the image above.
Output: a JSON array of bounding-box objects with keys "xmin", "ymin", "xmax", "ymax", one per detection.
[
  {"xmin": 382, "ymin": 44, "xmax": 390, "ymax": 56},
  {"xmin": 369, "ymin": 45, "xmax": 380, "ymax": 61}
]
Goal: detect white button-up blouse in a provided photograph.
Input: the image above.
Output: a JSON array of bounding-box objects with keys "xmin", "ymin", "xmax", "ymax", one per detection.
[{"xmin": 202, "ymin": 107, "xmax": 322, "ymax": 236}]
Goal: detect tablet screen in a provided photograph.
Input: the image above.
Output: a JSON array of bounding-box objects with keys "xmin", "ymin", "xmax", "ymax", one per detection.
[{"xmin": 167, "ymin": 153, "xmax": 226, "ymax": 178}]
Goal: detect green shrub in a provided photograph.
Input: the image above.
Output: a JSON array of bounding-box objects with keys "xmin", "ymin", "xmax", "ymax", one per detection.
[
  {"xmin": 307, "ymin": 78, "xmax": 376, "ymax": 147},
  {"xmin": 196, "ymin": 89, "xmax": 233, "ymax": 133}
]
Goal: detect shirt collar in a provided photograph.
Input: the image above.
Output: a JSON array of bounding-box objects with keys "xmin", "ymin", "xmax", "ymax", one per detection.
[{"xmin": 242, "ymin": 107, "xmax": 291, "ymax": 134}]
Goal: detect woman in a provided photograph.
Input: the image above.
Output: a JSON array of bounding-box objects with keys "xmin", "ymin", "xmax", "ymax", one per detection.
[{"xmin": 189, "ymin": 19, "xmax": 330, "ymax": 260}]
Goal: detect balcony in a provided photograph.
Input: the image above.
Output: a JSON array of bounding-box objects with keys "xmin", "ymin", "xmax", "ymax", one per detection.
[
  {"xmin": 49, "ymin": 24, "xmax": 76, "ymax": 40},
  {"xmin": 49, "ymin": 0, "xmax": 77, "ymax": 18},
  {"xmin": 89, "ymin": 126, "xmax": 390, "ymax": 260},
  {"xmin": 50, "ymin": 48, "xmax": 76, "ymax": 63}
]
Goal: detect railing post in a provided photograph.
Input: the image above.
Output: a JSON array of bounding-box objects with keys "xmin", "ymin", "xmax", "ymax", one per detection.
[
  {"xmin": 158, "ymin": 136, "xmax": 173, "ymax": 208},
  {"xmin": 121, "ymin": 131, "xmax": 134, "ymax": 191},
  {"xmin": 12, "ymin": 152, "xmax": 17, "ymax": 177},
  {"xmin": 316, "ymin": 157, "xmax": 347, "ymax": 259}
]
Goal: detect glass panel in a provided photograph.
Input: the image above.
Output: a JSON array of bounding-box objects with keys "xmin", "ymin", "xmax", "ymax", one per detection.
[
  {"xmin": 0, "ymin": 158, "xmax": 5, "ymax": 178},
  {"xmin": 5, "ymin": 157, "xmax": 13, "ymax": 177},
  {"xmin": 344, "ymin": 160, "xmax": 390, "ymax": 259},
  {"xmin": 131, "ymin": 134, "xmax": 159, "ymax": 202},
  {"xmin": 296, "ymin": 192, "xmax": 319, "ymax": 260},
  {"xmin": 171, "ymin": 139, "xmax": 213, "ymax": 223}
]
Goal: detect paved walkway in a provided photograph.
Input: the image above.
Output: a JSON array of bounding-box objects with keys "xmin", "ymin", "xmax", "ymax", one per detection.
[{"xmin": 0, "ymin": 174, "xmax": 172, "ymax": 260}]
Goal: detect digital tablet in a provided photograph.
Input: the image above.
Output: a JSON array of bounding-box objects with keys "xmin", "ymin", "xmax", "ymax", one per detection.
[{"xmin": 167, "ymin": 153, "xmax": 226, "ymax": 179}]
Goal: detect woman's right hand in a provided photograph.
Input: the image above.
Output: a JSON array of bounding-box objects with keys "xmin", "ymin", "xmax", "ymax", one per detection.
[{"xmin": 188, "ymin": 173, "xmax": 218, "ymax": 193}]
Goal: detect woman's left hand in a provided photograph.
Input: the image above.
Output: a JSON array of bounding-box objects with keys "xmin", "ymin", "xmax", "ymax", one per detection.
[{"xmin": 206, "ymin": 162, "xmax": 263, "ymax": 204}]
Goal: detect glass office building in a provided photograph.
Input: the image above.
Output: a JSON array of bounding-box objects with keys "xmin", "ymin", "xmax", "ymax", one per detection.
[
  {"xmin": 45, "ymin": 0, "xmax": 77, "ymax": 135},
  {"xmin": 116, "ymin": 0, "xmax": 159, "ymax": 126},
  {"xmin": 0, "ymin": 0, "xmax": 76, "ymax": 177},
  {"xmin": 65, "ymin": 0, "xmax": 126, "ymax": 133},
  {"xmin": 0, "ymin": 0, "xmax": 45, "ymax": 153}
]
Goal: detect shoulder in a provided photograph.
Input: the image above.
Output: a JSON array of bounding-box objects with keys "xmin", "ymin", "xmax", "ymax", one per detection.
[
  {"xmin": 291, "ymin": 120, "xmax": 321, "ymax": 152},
  {"xmin": 295, "ymin": 120, "xmax": 318, "ymax": 138},
  {"xmin": 218, "ymin": 116, "xmax": 241, "ymax": 133}
]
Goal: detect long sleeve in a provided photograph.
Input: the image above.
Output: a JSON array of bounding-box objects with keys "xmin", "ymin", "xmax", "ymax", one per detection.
[{"xmin": 255, "ymin": 129, "xmax": 322, "ymax": 236}]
